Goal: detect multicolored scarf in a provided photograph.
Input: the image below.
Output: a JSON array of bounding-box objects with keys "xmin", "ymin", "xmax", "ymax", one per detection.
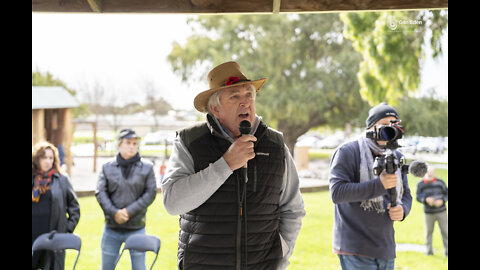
[{"xmin": 32, "ymin": 168, "xmax": 56, "ymax": 203}]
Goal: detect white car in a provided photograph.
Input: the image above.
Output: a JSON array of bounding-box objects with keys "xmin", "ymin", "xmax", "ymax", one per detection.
[{"xmin": 143, "ymin": 130, "xmax": 176, "ymax": 145}]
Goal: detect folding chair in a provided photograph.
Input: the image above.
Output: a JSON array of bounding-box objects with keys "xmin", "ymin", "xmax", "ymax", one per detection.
[
  {"xmin": 113, "ymin": 234, "xmax": 161, "ymax": 270},
  {"xmin": 32, "ymin": 230, "xmax": 81, "ymax": 270}
]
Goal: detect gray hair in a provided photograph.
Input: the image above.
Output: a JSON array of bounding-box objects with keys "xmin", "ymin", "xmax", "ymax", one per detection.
[{"xmin": 206, "ymin": 83, "xmax": 257, "ymax": 114}]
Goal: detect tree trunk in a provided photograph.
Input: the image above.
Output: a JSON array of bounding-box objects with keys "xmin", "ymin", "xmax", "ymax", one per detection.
[
  {"xmin": 278, "ymin": 120, "xmax": 311, "ymax": 157},
  {"xmin": 276, "ymin": 112, "xmax": 328, "ymax": 157},
  {"xmin": 283, "ymin": 134, "xmax": 298, "ymax": 158}
]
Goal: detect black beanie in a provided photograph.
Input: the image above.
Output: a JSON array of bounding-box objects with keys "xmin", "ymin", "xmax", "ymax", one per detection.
[{"xmin": 365, "ymin": 102, "xmax": 399, "ymax": 129}]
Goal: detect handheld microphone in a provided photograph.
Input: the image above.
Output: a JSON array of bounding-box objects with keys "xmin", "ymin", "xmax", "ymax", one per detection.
[
  {"xmin": 239, "ymin": 120, "xmax": 251, "ymax": 135},
  {"xmin": 409, "ymin": 160, "xmax": 428, "ymax": 178},
  {"xmin": 239, "ymin": 120, "xmax": 251, "ymax": 169}
]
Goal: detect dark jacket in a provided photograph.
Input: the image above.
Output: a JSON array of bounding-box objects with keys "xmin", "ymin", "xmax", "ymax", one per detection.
[
  {"xmin": 95, "ymin": 156, "xmax": 157, "ymax": 230},
  {"xmin": 177, "ymin": 116, "xmax": 285, "ymax": 270},
  {"xmin": 416, "ymin": 178, "xmax": 448, "ymax": 214},
  {"xmin": 31, "ymin": 172, "xmax": 80, "ymax": 270},
  {"xmin": 329, "ymin": 140, "xmax": 412, "ymax": 260}
]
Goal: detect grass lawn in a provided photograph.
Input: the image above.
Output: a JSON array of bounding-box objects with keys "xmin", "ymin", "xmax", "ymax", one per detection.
[{"xmin": 65, "ymin": 168, "xmax": 448, "ymax": 269}]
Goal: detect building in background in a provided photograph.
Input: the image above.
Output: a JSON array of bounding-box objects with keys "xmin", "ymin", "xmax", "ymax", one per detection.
[{"xmin": 32, "ymin": 86, "xmax": 80, "ymax": 176}]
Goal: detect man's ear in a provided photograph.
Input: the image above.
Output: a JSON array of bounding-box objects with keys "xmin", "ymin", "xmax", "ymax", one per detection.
[{"xmin": 209, "ymin": 104, "xmax": 220, "ymax": 118}]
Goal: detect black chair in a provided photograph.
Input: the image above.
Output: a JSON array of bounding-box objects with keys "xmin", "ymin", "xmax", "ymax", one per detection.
[
  {"xmin": 32, "ymin": 231, "xmax": 81, "ymax": 270},
  {"xmin": 113, "ymin": 234, "xmax": 161, "ymax": 270}
]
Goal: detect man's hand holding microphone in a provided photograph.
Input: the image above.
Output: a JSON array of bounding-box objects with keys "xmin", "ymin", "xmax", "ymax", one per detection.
[{"xmin": 223, "ymin": 120, "xmax": 256, "ymax": 171}]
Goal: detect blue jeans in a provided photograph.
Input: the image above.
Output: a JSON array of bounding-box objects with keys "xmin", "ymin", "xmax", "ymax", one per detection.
[
  {"xmin": 101, "ymin": 226, "xmax": 146, "ymax": 270},
  {"xmin": 338, "ymin": 255, "xmax": 395, "ymax": 270}
]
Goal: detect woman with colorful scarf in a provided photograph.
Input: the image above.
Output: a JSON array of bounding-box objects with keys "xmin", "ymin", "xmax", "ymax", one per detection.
[{"xmin": 32, "ymin": 141, "xmax": 80, "ymax": 270}]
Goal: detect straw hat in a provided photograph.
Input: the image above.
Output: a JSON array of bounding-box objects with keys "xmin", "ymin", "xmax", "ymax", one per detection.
[{"xmin": 193, "ymin": 61, "xmax": 268, "ymax": 113}]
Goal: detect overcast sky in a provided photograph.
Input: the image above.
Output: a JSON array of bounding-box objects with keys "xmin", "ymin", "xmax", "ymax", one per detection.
[
  {"xmin": 32, "ymin": 13, "xmax": 448, "ymax": 110},
  {"xmin": 32, "ymin": 13, "xmax": 198, "ymax": 109}
]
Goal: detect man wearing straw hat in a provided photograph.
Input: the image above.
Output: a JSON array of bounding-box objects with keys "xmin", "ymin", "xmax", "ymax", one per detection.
[{"xmin": 162, "ymin": 61, "xmax": 305, "ymax": 270}]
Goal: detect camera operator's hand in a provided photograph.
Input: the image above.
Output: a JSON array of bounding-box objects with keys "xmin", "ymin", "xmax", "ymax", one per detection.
[
  {"xmin": 223, "ymin": 135, "xmax": 257, "ymax": 171},
  {"xmin": 387, "ymin": 203, "xmax": 404, "ymax": 221},
  {"xmin": 380, "ymin": 170, "xmax": 397, "ymax": 189}
]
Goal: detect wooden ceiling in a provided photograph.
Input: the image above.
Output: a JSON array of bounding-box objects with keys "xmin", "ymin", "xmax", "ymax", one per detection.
[{"xmin": 32, "ymin": 0, "xmax": 448, "ymax": 14}]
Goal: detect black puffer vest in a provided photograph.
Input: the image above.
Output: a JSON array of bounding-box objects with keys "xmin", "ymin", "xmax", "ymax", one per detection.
[{"xmin": 177, "ymin": 115, "xmax": 285, "ymax": 270}]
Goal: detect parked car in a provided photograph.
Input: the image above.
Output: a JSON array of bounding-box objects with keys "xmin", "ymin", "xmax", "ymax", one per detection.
[
  {"xmin": 296, "ymin": 134, "xmax": 322, "ymax": 149},
  {"xmin": 317, "ymin": 135, "xmax": 344, "ymax": 149},
  {"xmin": 417, "ymin": 137, "xmax": 445, "ymax": 154},
  {"xmin": 143, "ymin": 130, "xmax": 176, "ymax": 145}
]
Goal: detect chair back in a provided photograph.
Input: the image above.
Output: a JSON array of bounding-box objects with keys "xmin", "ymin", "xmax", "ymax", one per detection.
[
  {"xmin": 113, "ymin": 234, "xmax": 161, "ymax": 270},
  {"xmin": 32, "ymin": 231, "xmax": 81, "ymax": 270}
]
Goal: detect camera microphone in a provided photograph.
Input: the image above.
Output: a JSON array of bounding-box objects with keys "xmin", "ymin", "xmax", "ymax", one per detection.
[
  {"xmin": 239, "ymin": 120, "xmax": 251, "ymax": 169},
  {"xmin": 409, "ymin": 160, "xmax": 428, "ymax": 178}
]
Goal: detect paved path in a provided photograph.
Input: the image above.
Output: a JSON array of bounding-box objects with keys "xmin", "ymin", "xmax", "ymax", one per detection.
[
  {"xmin": 67, "ymin": 150, "xmax": 447, "ymax": 196},
  {"xmin": 67, "ymin": 156, "xmax": 331, "ymax": 195}
]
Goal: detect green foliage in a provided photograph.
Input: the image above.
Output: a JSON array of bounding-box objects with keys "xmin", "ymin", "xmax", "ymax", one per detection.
[
  {"xmin": 340, "ymin": 10, "xmax": 448, "ymax": 106},
  {"xmin": 396, "ymin": 93, "xmax": 448, "ymax": 137},
  {"xmin": 146, "ymin": 97, "xmax": 173, "ymax": 116},
  {"xmin": 168, "ymin": 14, "xmax": 369, "ymax": 151},
  {"xmin": 32, "ymin": 69, "xmax": 89, "ymax": 118},
  {"xmin": 32, "ymin": 69, "xmax": 76, "ymax": 96}
]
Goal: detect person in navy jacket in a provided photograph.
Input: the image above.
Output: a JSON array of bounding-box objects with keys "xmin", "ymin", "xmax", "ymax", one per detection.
[
  {"xmin": 416, "ymin": 166, "xmax": 448, "ymax": 257},
  {"xmin": 329, "ymin": 103, "xmax": 412, "ymax": 270}
]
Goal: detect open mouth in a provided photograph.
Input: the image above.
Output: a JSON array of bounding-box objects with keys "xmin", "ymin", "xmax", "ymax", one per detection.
[{"xmin": 238, "ymin": 112, "xmax": 249, "ymax": 119}]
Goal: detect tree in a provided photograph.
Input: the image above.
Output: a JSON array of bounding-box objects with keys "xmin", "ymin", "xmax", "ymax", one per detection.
[
  {"xmin": 81, "ymin": 80, "xmax": 106, "ymax": 123},
  {"xmin": 396, "ymin": 92, "xmax": 448, "ymax": 137},
  {"xmin": 32, "ymin": 69, "xmax": 76, "ymax": 96},
  {"xmin": 340, "ymin": 10, "xmax": 448, "ymax": 106},
  {"xmin": 143, "ymin": 80, "xmax": 173, "ymax": 130},
  {"xmin": 168, "ymin": 14, "xmax": 369, "ymax": 153},
  {"xmin": 32, "ymin": 69, "xmax": 88, "ymax": 117}
]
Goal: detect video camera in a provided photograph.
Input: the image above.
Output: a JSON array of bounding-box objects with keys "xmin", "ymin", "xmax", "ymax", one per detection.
[
  {"xmin": 366, "ymin": 119, "xmax": 408, "ymax": 207},
  {"xmin": 366, "ymin": 119, "xmax": 404, "ymax": 150}
]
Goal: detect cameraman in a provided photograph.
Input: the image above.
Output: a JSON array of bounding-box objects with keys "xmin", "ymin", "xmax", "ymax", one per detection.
[{"xmin": 329, "ymin": 103, "xmax": 412, "ymax": 270}]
